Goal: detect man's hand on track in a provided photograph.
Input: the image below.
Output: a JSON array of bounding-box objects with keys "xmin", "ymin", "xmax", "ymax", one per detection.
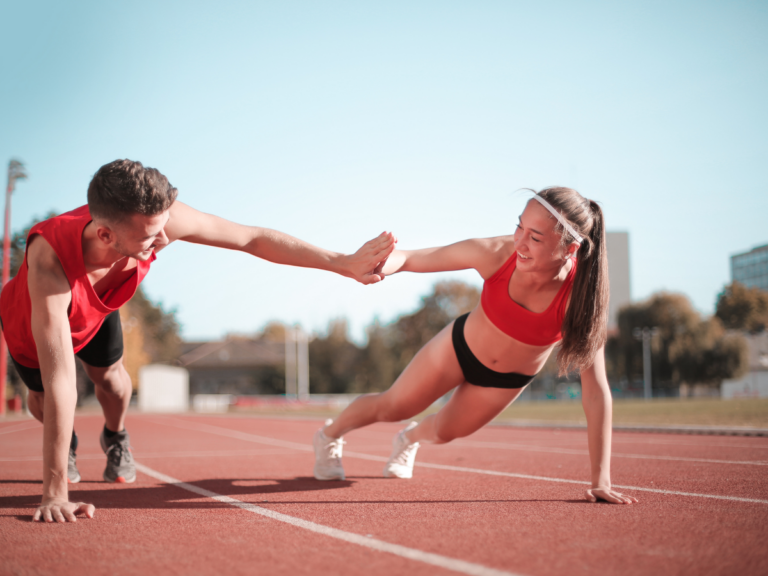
[
  {"xmin": 33, "ymin": 499, "xmax": 96, "ymax": 523},
  {"xmin": 344, "ymin": 231, "xmax": 397, "ymax": 285},
  {"xmin": 585, "ymin": 487, "xmax": 638, "ymax": 505}
]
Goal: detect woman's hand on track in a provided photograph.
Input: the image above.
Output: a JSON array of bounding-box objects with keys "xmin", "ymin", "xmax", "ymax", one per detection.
[
  {"xmin": 343, "ymin": 231, "xmax": 397, "ymax": 284},
  {"xmin": 33, "ymin": 499, "xmax": 96, "ymax": 523},
  {"xmin": 585, "ymin": 487, "xmax": 638, "ymax": 505}
]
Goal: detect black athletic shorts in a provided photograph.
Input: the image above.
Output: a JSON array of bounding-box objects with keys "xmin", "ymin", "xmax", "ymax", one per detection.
[
  {"xmin": 4, "ymin": 311, "xmax": 124, "ymax": 393},
  {"xmin": 452, "ymin": 313, "xmax": 536, "ymax": 389}
]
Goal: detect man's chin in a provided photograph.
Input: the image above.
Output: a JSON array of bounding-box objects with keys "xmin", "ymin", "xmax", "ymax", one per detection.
[{"xmin": 130, "ymin": 250, "xmax": 154, "ymax": 262}]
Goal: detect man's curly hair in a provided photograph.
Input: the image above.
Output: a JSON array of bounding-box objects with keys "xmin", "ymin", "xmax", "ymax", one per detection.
[{"xmin": 87, "ymin": 159, "xmax": 178, "ymax": 223}]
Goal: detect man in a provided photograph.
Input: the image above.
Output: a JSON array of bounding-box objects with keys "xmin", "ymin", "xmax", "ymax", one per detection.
[{"xmin": 0, "ymin": 159, "xmax": 395, "ymax": 523}]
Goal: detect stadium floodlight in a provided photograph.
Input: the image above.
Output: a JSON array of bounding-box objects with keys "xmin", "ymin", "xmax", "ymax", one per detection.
[{"xmin": 0, "ymin": 159, "xmax": 27, "ymax": 415}]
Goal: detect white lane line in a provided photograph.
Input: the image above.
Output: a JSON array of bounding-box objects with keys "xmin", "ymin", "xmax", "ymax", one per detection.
[
  {"xmin": 612, "ymin": 437, "xmax": 768, "ymax": 449},
  {"xmin": 159, "ymin": 417, "xmax": 312, "ymax": 451},
  {"xmin": 0, "ymin": 421, "xmax": 40, "ymax": 436},
  {"xmin": 0, "ymin": 449, "xmax": 296, "ymax": 462},
  {"xmin": 453, "ymin": 440, "xmax": 768, "ymax": 466},
  {"xmin": 152, "ymin": 418, "xmax": 768, "ymax": 505},
  {"xmin": 135, "ymin": 462, "xmax": 523, "ymax": 576}
]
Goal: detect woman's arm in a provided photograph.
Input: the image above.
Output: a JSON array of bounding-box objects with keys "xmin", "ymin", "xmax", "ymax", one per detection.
[
  {"xmin": 580, "ymin": 347, "xmax": 638, "ymax": 505},
  {"xmin": 382, "ymin": 237, "xmax": 515, "ymax": 279}
]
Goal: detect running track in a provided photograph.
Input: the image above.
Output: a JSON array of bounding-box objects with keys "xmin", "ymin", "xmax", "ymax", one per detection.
[{"xmin": 1, "ymin": 414, "xmax": 767, "ymax": 576}]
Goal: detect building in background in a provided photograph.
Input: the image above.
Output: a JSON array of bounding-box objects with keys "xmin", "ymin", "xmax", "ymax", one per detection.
[
  {"xmin": 731, "ymin": 244, "xmax": 768, "ymax": 291},
  {"xmin": 179, "ymin": 336, "xmax": 285, "ymax": 396},
  {"xmin": 606, "ymin": 232, "xmax": 631, "ymax": 332},
  {"xmin": 721, "ymin": 331, "xmax": 768, "ymax": 398}
]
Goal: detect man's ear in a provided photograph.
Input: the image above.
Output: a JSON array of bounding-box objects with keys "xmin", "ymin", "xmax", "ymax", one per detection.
[{"xmin": 95, "ymin": 223, "xmax": 116, "ymax": 246}]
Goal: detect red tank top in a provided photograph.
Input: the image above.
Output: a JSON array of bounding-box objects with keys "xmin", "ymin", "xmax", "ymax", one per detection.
[
  {"xmin": 0, "ymin": 205, "xmax": 156, "ymax": 368},
  {"xmin": 480, "ymin": 252, "xmax": 576, "ymax": 346}
]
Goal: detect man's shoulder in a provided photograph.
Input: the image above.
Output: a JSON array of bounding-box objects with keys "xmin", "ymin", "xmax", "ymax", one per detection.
[{"xmin": 27, "ymin": 235, "xmax": 65, "ymax": 277}]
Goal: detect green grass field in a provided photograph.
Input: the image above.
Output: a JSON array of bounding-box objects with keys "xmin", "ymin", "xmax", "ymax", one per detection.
[
  {"xmin": 496, "ymin": 398, "xmax": 768, "ymax": 428},
  {"xmin": 225, "ymin": 397, "xmax": 768, "ymax": 429}
]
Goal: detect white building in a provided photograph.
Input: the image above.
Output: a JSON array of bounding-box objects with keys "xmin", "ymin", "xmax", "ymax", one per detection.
[
  {"xmin": 722, "ymin": 331, "xmax": 768, "ymax": 399},
  {"xmin": 606, "ymin": 232, "xmax": 631, "ymax": 332}
]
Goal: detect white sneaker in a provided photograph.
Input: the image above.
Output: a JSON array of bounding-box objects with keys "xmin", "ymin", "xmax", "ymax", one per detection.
[
  {"xmin": 313, "ymin": 419, "xmax": 346, "ymax": 481},
  {"xmin": 383, "ymin": 422, "xmax": 420, "ymax": 479}
]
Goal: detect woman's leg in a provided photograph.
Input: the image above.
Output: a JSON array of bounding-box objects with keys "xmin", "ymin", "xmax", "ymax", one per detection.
[
  {"xmin": 407, "ymin": 382, "xmax": 526, "ymax": 444},
  {"xmin": 324, "ymin": 322, "xmax": 465, "ymax": 439}
]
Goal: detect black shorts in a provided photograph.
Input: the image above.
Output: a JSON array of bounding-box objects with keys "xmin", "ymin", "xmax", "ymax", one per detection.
[
  {"xmin": 452, "ymin": 313, "xmax": 536, "ymax": 389},
  {"xmin": 7, "ymin": 311, "xmax": 124, "ymax": 393}
]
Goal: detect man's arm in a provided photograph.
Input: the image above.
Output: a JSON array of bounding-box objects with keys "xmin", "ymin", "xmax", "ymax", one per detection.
[
  {"xmin": 580, "ymin": 348, "xmax": 637, "ymax": 505},
  {"xmin": 27, "ymin": 236, "xmax": 95, "ymax": 522},
  {"xmin": 164, "ymin": 201, "xmax": 395, "ymax": 285}
]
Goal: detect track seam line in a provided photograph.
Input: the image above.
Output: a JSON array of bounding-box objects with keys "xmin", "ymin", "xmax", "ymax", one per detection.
[
  {"xmin": 134, "ymin": 462, "xmax": 524, "ymax": 576},
  {"xmin": 153, "ymin": 417, "xmax": 768, "ymax": 505},
  {"xmin": 453, "ymin": 441, "xmax": 768, "ymax": 466},
  {"xmin": 0, "ymin": 421, "xmax": 41, "ymax": 436},
  {"xmin": 0, "ymin": 449, "xmax": 297, "ymax": 462}
]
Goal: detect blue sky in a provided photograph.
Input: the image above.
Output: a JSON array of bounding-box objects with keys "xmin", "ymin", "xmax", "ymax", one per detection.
[{"xmin": 1, "ymin": 0, "xmax": 767, "ymax": 341}]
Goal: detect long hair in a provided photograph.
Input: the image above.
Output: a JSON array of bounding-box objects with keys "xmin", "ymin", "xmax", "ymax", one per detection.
[{"xmin": 536, "ymin": 187, "xmax": 609, "ymax": 374}]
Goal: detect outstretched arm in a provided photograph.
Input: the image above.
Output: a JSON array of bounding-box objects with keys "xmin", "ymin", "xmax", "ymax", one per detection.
[
  {"xmin": 27, "ymin": 236, "xmax": 96, "ymax": 522},
  {"xmin": 382, "ymin": 236, "xmax": 515, "ymax": 279},
  {"xmin": 580, "ymin": 348, "xmax": 637, "ymax": 505},
  {"xmin": 164, "ymin": 201, "xmax": 395, "ymax": 285}
]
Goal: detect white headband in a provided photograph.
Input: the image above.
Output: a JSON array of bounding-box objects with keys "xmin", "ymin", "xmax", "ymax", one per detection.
[{"xmin": 531, "ymin": 195, "xmax": 583, "ymax": 244}]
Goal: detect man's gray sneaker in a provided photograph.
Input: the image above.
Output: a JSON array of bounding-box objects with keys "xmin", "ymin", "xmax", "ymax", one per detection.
[
  {"xmin": 67, "ymin": 447, "xmax": 81, "ymax": 484},
  {"xmin": 100, "ymin": 429, "xmax": 136, "ymax": 483}
]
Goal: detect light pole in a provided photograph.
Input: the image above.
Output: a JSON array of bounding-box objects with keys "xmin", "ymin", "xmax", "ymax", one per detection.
[
  {"xmin": 284, "ymin": 325, "xmax": 309, "ymax": 400},
  {"xmin": 285, "ymin": 326, "xmax": 297, "ymax": 398},
  {"xmin": 633, "ymin": 326, "xmax": 659, "ymax": 401},
  {"xmin": 0, "ymin": 159, "xmax": 27, "ymax": 415}
]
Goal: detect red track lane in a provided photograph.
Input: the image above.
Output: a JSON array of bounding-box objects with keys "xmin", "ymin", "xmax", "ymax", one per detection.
[{"xmin": 1, "ymin": 414, "xmax": 767, "ymax": 576}]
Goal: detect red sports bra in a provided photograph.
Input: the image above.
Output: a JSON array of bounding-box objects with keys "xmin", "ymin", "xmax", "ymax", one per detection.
[{"xmin": 480, "ymin": 252, "xmax": 577, "ymax": 346}]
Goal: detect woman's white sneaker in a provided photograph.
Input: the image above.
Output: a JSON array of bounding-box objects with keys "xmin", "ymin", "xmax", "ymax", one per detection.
[
  {"xmin": 383, "ymin": 422, "xmax": 420, "ymax": 479},
  {"xmin": 313, "ymin": 419, "xmax": 346, "ymax": 481}
]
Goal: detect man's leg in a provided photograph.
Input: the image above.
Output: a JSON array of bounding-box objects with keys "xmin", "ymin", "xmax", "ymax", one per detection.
[
  {"xmin": 81, "ymin": 357, "xmax": 136, "ymax": 483},
  {"xmin": 27, "ymin": 389, "xmax": 45, "ymax": 423},
  {"xmin": 14, "ymin": 365, "xmax": 80, "ymax": 483},
  {"xmin": 81, "ymin": 359, "xmax": 132, "ymax": 434}
]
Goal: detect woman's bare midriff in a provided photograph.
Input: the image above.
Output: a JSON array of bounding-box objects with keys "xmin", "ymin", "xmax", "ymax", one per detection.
[{"xmin": 462, "ymin": 304, "xmax": 556, "ymax": 375}]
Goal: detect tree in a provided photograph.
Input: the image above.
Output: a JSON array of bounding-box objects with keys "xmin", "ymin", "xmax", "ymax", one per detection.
[
  {"xmin": 306, "ymin": 280, "xmax": 481, "ymax": 395},
  {"xmin": 715, "ymin": 282, "xmax": 768, "ymax": 333},
  {"xmin": 308, "ymin": 319, "xmax": 362, "ymax": 394},
  {"xmin": 125, "ymin": 286, "xmax": 181, "ymax": 364},
  {"xmin": 0, "ymin": 211, "xmax": 58, "ymax": 278},
  {"xmin": 386, "ymin": 280, "xmax": 480, "ymax": 377},
  {"xmin": 608, "ymin": 292, "xmax": 748, "ymax": 389}
]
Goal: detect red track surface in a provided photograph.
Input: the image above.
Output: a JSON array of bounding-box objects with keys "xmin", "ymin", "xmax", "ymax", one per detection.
[{"xmin": 2, "ymin": 414, "xmax": 767, "ymax": 575}]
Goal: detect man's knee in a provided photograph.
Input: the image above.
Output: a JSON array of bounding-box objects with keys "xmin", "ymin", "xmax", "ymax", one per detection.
[
  {"xmin": 27, "ymin": 390, "xmax": 44, "ymax": 422},
  {"xmin": 86, "ymin": 361, "xmax": 130, "ymax": 395}
]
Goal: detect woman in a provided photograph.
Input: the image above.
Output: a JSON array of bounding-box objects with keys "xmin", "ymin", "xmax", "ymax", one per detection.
[{"xmin": 313, "ymin": 187, "xmax": 637, "ymax": 505}]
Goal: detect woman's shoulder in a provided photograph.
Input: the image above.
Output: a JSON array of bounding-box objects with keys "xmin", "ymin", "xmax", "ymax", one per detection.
[{"xmin": 473, "ymin": 236, "xmax": 516, "ymax": 280}]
